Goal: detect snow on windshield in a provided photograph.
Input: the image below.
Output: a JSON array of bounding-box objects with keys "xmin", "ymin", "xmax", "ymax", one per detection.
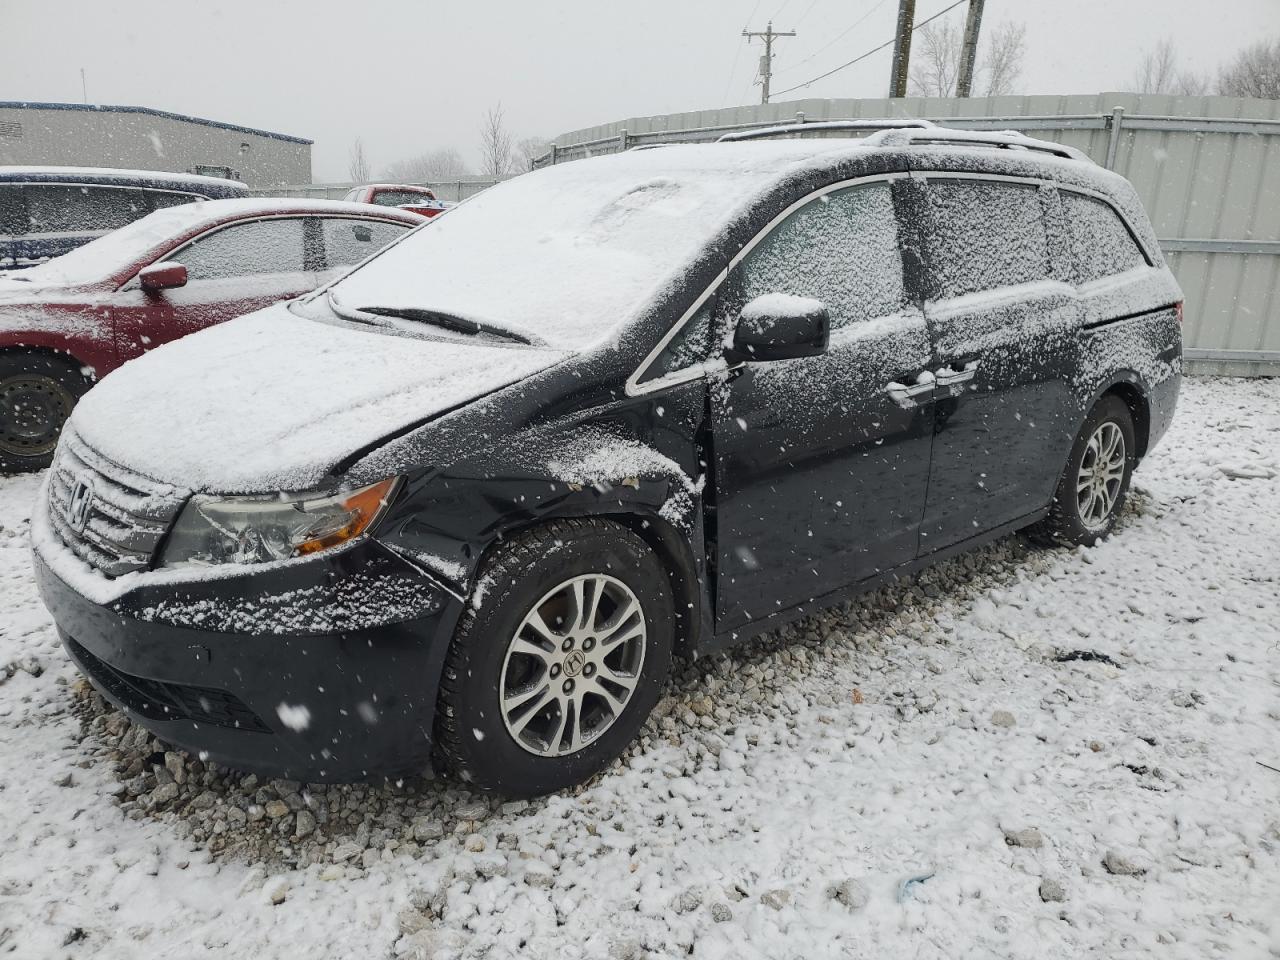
[{"xmin": 328, "ymin": 142, "xmax": 864, "ymax": 351}]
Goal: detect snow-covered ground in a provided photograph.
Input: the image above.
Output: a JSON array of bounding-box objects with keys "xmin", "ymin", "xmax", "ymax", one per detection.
[{"xmin": 1, "ymin": 376, "xmax": 1278, "ymax": 959}]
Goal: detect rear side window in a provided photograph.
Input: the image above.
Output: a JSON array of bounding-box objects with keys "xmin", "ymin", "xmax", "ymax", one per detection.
[
  {"xmin": 321, "ymin": 218, "xmax": 410, "ymax": 269},
  {"xmin": 24, "ymin": 185, "xmax": 148, "ymax": 236},
  {"xmin": 174, "ymin": 218, "xmax": 307, "ymax": 280},
  {"xmin": 372, "ymin": 190, "xmax": 428, "ymax": 206},
  {"xmin": 0, "ymin": 185, "xmax": 26, "ymax": 237},
  {"xmin": 922, "ymin": 179, "xmax": 1051, "ymax": 299},
  {"xmin": 146, "ymin": 190, "xmax": 204, "ymax": 211},
  {"xmin": 738, "ymin": 182, "xmax": 908, "ymax": 331},
  {"xmin": 1062, "ymin": 191, "xmax": 1148, "ymax": 284}
]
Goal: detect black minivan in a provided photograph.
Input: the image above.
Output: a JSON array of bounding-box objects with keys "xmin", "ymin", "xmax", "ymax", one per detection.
[{"xmin": 34, "ymin": 128, "xmax": 1182, "ymax": 797}]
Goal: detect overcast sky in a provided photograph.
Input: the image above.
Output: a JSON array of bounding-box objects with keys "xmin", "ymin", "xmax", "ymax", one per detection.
[{"xmin": 5, "ymin": 0, "xmax": 1278, "ymax": 181}]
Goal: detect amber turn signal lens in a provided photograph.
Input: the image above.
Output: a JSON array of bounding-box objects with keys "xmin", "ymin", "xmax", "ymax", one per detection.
[{"xmin": 296, "ymin": 478, "xmax": 399, "ymax": 556}]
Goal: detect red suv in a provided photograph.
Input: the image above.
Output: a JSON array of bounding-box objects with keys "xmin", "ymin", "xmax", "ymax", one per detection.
[{"xmin": 0, "ymin": 197, "xmax": 421, "ymax": 471}]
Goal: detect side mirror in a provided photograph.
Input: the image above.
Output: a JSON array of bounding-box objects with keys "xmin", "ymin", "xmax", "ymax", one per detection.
[
  {"xmin": 725, "ymin": 294, "xmax": 830, "ymax": 364},
  {"xmin": 139, "ymin": 262, "xmax": 188, "ymax": 292}
]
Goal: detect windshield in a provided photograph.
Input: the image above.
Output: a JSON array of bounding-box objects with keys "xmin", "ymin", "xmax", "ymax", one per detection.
[{"xmin": 326, "ymin": 145, "xmax": 832, "ymax": 351}]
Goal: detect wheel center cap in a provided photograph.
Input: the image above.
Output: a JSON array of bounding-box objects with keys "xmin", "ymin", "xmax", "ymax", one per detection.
[{"xmin": 562, "ymin": 650, "xmax": 586, "ymax": 678}]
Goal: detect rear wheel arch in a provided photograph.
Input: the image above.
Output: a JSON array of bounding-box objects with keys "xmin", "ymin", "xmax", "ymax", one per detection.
[{"xmin": 1094, "ymin": 373, "xmax": 1151, "ymax": 460}]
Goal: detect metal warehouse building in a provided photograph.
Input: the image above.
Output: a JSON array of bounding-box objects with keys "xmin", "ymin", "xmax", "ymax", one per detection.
[{"xmin": 0, "ymin": 101, "xmax": 311, "ymax": 189}]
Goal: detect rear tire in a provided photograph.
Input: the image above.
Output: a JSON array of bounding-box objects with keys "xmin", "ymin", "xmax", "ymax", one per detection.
[
  {"xmin": 1031, "ymin": 393, "xmax": 1136, "ymax": 547},
  {"xmin": 434, "ymin": 518, "xmax": 674, "ymax": 798},
  {"xmin": 0, "ymin": 352, "xmax": 94, "ymax": 473}
]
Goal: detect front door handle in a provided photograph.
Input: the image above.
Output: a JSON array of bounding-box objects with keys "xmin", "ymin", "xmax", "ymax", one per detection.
[
  {"xmin": 886, "ymin": 371, "xmax": 936, "ymax": 408},
  {"xmin": 935, "ymin": 361, "xmax": 978, "ymax": 388}
]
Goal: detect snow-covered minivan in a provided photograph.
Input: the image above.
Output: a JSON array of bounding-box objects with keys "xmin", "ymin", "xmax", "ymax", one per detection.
[{"xmin": 34, "ymin": 129, "xmax": 1182, "ymax": 796}]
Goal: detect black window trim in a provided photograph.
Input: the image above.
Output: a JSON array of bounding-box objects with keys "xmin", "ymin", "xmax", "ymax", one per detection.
[{"xmin": 627, "ymin": 171, "xmax": 910, "ymax": 397}]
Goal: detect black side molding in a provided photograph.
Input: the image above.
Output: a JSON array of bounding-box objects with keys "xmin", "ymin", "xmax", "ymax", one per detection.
[{"xmin": 1082, "ymin": 303, "xmax": 1179, "ymax": 332}]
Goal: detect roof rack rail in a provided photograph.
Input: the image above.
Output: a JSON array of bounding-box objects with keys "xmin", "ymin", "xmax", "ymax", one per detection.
[
  {"xmin": 868, "ymin": 126, "xmax": 1092, "ymax": 163},
  {"xmin": 717, "ymin": 117, "xmax": 936, "ymax": 143}
]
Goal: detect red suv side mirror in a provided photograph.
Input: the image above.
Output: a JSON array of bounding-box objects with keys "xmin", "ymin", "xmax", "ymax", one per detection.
[{"xmin": 139, "ymin": 262, "xmax": 189, "ymax": 292}]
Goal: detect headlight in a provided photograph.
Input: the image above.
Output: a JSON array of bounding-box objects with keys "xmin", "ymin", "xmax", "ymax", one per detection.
[{"xmin": 159, "ymin": 478, "xmax": 401, "ymax": 568}]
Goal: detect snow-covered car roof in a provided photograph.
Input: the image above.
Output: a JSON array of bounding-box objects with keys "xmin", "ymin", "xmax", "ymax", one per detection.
[
  {"xmin": 0, "ymin": 165, "xmax": 249, "ymax": 192},
  {"xmin": 326, "ymin": 136, "xmax": 1115, "ymax": 352},
  {"xmin": 13, "ymin": 197, "xmax": 424, "ymax": 288}
]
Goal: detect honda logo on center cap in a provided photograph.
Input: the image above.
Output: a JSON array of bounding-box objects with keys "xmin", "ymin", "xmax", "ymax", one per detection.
[{"xmin": 67, "ymin": 479, "xmax": 94, "ymax": 534}]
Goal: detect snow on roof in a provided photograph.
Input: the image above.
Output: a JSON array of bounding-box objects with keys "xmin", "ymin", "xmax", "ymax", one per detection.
[
  {"xmin": 328, "ymin": 140, "xmax": 873, "ymax": 351},
  {"xmin": 17, "ymin": 198, "xmax": 421, "ymax": 287},
  {"xmin": 0, "ymin": 165, "xmax": 249, "ymax": 190}
]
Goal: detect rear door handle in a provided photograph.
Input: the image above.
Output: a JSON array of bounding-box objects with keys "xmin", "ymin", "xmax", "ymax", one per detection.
[{"xmin": 886, "ymin": 370, "xmax": 936, "ymax": 408}]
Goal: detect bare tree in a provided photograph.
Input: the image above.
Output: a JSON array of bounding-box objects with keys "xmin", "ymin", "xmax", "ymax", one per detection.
[
  {"xmin": 909, "ymin": 19, "xmax": 962, "ymax": 97},
  {"xmin": 479, "ymin": 103, "xmax": 514, "ymax": 177},
  {"xmin": 1218, "ymin": 36, "xmax": 1280, "ymax": 99},
  {"xmin": 347, "ymin": 138, "xmax": 371, "ymax": 183},
  {"xmin": 1131, "ymin": 38, "xmax": 1207, "ymax": 95},
  {"xmin": 516, "ymin": 136, "xmax": 553, "ymax": 171},
  {"xmin": 908, "ymin": 18, "xmax": 1026, "ymax": 97},
  {"xmin": 382, "ymin": 148, "xmax": 471, "ymax": 183},
  {"xmin": 982, "ymin": 22, "xmax": 1026, "ymax": 97}
]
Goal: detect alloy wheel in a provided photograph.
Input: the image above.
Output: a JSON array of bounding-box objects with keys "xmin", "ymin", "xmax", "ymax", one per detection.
[
  {"xmin": 499, "ymin": 574, "xmax": 647, "ymax": 757},
  {"xmin": 1076, "ymin": 420, "xmax": 1126, "ymax": 530}
]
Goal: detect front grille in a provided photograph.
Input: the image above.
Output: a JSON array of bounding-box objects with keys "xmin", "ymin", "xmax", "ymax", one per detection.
[
  {"xmin": 47, "ymin": 429, "xmax": 189, "ymax": 577},
  {"xmin": 67, "ymin": 636, "xmax": 270, "ymax": 733}
]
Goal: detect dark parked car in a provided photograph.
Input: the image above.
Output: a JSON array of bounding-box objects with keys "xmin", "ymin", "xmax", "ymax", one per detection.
[
  {"xmin": 33, "ymin": 129, "xmax": 1182, "ymax": 797},
  {"xmin": 0, "ymin": 197, "xmax": 422, "ymax": 471},
  {"xmin": 0, "ymin": 166, "xmax": 248, "ymax": 270}
]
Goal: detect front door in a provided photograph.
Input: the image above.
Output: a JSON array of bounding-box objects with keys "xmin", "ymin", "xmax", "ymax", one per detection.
[
  {"xmin": 111, "ymin": 217, "xmax": 317, "ymax": 363},
  {"xmin": 911, "ymin": 176, "xmax": 1081, "ymax": 552},
  {"xmin": 710, "ymin": 180, "xmax": 935, "ymax": 632}
]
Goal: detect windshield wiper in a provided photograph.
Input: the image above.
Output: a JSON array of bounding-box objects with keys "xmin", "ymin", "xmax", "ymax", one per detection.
[{"xmin": 327, "ymin": 292, "xmax": 534, "ymax": 345}]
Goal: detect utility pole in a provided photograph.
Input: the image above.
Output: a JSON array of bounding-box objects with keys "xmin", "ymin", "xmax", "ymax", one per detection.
[
  {"xmin": 80, "ymin": 68, "xmax": 88, "ymax": 105},
  {"xmin": 887, "ymin": 0, "xmax": 916, "ymax": 98},
  {"xmin": 743, "ymin": 21, "xmax": 796, "ymax": 105},
  {"xmin": 955, "ymin": 0, "xmax": 986, "ymax": 97}
]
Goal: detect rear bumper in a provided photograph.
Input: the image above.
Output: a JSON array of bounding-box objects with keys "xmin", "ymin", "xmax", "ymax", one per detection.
[{"xmin": 35, "ymin": 540, "xmax": 464, "ymax": 781}]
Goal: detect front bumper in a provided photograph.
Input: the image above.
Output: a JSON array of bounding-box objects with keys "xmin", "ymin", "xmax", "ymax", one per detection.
[{"xmin": 35, "ymin": 538, "xmax": 464, "ymax": 781}]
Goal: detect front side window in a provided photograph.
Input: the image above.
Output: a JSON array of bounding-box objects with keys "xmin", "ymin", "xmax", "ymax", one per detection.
[
  {"xmin": 738, "ymin": 182, "xmax": 908, "ymax": 330},
  {"xmin": 1062, "ymin": 191, "xmax": 1148, "ymax": 284},
  {"xmin": 24, "ymin": 185, "xmax": 148, "ymax": 236},
  {"xmin": 922, "ymin": 179, "xmax": 1051, "ymax": 300},
  {"xmin": 321, "ymin": 218, "xmax": 411, "ymax": 269},
  {"xmin": 172, "ymin": 218, "xmax": 307, "ymax": 280}
]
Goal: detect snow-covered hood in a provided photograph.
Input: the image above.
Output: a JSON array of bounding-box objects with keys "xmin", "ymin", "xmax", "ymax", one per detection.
[{"xmin": 68, "ymin": 304, "xmax": 568, "ymax": 493}]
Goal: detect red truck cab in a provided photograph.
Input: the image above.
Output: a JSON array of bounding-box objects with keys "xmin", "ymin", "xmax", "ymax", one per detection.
[{"xmin": 343, "ymin": 184, "xmax": 451, "ymax": 218}]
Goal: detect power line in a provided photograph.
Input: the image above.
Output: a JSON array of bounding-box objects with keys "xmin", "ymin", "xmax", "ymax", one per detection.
[
  {"xmin": 778, "ymin": 0, "xmax": 890, "ymax": 74},
  {"xmin": 791, "ymin": 0, "xmax": 823, "ymax": 29},
  {"xmin": 771, "ymin": 0, "xmax": 966, "ymax": 98}
]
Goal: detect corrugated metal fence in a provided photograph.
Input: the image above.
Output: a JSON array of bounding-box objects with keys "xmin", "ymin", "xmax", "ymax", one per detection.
[
  {"xmin": 537, "ymin": 93, "xmax": 1280, "ymax": 377},
  {"xmin": 254, "ymin": 177, "xmax": 509, "ymax": 203}
]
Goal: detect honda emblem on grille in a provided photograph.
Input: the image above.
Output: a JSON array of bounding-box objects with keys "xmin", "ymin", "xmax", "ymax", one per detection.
[{"xmin": 67, "ymin": 479, "xmax": 94, "ymax": 534}]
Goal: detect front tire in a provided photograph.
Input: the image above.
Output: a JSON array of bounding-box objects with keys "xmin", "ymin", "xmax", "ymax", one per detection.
[
  {"xmin": 0, "ymin": 352, "xmax": 94, "ymax": 473},
  {"xmin": 1031, "ymin": 393, "xmax": 1136, "ymax": 547},
  {"xmin": 434, "ymin": 518, "xmax": 674, "ymax": 797}
]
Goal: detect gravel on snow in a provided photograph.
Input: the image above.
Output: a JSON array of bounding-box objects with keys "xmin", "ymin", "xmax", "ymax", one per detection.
[{"xmin": 0, "ymin": 377, "xmax": 1277, "ymax": 959}]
